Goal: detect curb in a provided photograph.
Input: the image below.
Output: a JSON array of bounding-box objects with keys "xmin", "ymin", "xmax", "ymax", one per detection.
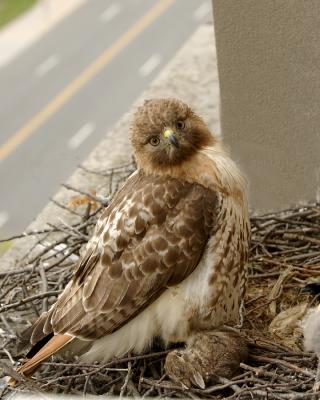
[{"xmin": 0, "ymin": 0, "xmax": 87, "ymax": 69}]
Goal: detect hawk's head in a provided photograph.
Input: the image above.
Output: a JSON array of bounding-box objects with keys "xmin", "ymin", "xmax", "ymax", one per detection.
[{"xmin": 131, "ymin": 98, "xmax": 215, "ymax": 170}]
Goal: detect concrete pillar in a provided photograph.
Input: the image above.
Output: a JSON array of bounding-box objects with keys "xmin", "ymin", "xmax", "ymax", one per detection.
[{"xmin": 212, "ymin": 0, "xmax": 320, "ymax": 212}]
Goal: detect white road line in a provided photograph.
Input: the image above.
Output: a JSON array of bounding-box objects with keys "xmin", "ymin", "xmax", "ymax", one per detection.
[
  {"xmin": 193, "ymin": 2, "xmax": 211, "ymax": 21},
  {"xmin": 35, "ymin": 54, "xmax": 60, "ymax": 77},
  {"xmin": 68, "ymin": 122, "xmax": 95, "ymax": 149},
  {"xmin": 0, "ymin": 211, "xmax": 9, "ymax": 229},
  {"xmin": 100, "ymin": 3, "xmax": 121, "ymax": 22},
  {"xmin": 139, "ymin": 54, "xmax": 162, "ymax": 77}
]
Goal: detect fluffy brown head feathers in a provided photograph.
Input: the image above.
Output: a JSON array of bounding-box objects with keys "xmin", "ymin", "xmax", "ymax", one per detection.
[{"xmin": 131, "ymin": 98, "xmax": 214, "ymax": 170}]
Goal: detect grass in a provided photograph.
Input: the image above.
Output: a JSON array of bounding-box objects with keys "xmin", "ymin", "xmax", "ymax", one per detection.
[
  {"xmin": 0, "ymin": 240, "xmax": 11, "ymax": 257},
  {"xmin": 0, "ymin": 0, "xmax": 38, "ymax": 29}
]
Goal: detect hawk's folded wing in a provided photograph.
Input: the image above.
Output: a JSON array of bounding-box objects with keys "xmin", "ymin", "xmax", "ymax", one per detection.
[{"xmin": 29, "ymin": 171, "xmax": 219, "ymax": 343}]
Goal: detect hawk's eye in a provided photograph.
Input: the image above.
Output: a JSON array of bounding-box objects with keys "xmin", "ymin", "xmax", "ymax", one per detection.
[
  {"xmin": 149, "ymin": 136, "xmax": 160, "ymax": 146},
  {"xmin": 176, "ymin": 120, "xmax": 185, "ymax": 130}
]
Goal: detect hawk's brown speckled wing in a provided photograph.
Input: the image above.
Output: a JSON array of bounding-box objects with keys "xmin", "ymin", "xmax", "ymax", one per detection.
[{"xmin": 32, "ymin": 171, "xmax": 219, "ymax": 342}]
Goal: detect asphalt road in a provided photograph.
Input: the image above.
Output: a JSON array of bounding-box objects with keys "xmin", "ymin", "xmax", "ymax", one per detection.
[{"xmin": 0, "ymin": 0, "xmax": 212, "ymax": 238}]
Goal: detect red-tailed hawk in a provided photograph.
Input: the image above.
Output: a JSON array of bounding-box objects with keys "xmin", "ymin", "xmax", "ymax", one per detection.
[{"xmin": 11, "ymin": 98, "xmax": 250, "ymax": 383}]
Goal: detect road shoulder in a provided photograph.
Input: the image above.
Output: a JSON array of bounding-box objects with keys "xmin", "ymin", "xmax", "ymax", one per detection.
[{"xmin": 0, "ymin": 0, "xmax": 87, "ymax": 69}]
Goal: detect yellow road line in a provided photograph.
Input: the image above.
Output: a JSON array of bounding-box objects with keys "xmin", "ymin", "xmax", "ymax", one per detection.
[{"xmin": 0, "ymin": 0, "xmax": 175, "ymax": 162}]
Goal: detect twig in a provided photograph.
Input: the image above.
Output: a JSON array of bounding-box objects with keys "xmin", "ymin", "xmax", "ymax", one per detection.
[{"xmin": 0, "ymin": 290, "xmax": 62, "ymax": 313}]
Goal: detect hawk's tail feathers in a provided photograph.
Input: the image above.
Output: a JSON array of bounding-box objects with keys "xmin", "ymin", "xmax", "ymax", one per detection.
[{"xmin": 8, "ymin": 334, "xmax": 74, "ymax": 386}]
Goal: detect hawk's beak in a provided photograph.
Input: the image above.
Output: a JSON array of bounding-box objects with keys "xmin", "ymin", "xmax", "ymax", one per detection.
[{"xmin": 163, "ymin": 128, "xmax": 179, "ymax": 148}]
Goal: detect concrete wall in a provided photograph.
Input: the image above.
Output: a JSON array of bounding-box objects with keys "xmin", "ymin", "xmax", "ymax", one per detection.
[{"xmin": 212, "ymin": 0, "xmax": 320, "ymax": 212}]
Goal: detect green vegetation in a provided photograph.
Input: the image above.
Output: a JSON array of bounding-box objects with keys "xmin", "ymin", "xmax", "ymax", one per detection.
[
  {"xmin": 0, "ymin": 0, "xmax": 37, "ymax": 29},
  {"xmin": 0, "ymin": 240, "xmax": 11, "ymax": 257}
]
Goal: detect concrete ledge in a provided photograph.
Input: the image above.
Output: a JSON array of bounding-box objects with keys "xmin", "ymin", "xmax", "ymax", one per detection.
[{"xmin": 0, "ymin": 23, "xmax": 219, "ymax": 274}]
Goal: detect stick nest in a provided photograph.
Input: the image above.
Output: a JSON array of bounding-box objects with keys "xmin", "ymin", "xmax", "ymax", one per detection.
[{"xmin": 0, "ymin": 162, "xmax": 319, "ymax": 399}]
